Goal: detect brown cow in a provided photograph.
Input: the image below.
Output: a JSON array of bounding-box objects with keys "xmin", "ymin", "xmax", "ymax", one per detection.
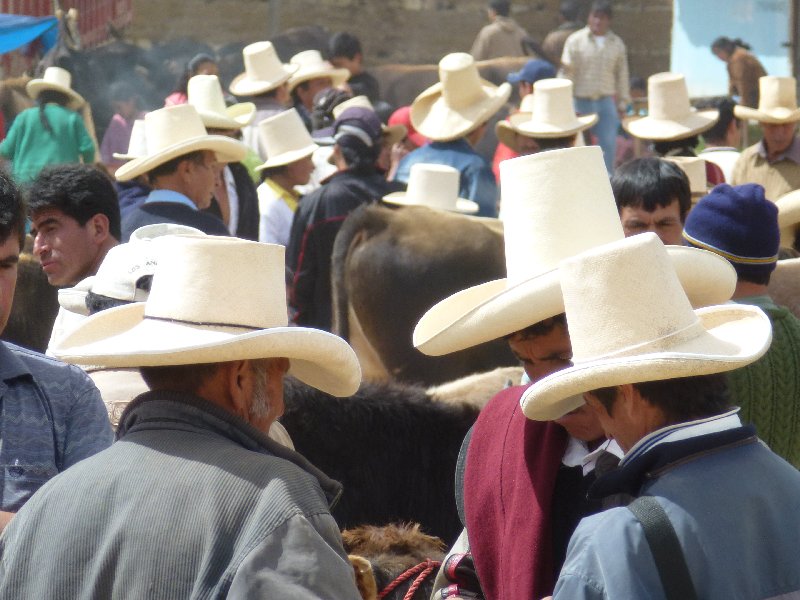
[{"xmin": 331, "ymin": 203, "xmax": 516, "ymax": 386}]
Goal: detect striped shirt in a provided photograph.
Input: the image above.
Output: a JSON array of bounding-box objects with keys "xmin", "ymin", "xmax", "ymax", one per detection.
[{"xmin": 560, "ymin": 26, "xmax": 631, "ymax": 111}]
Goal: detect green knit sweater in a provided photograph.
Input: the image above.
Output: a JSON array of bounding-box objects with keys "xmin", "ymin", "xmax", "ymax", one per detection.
[{"xmin": 729, "ymin": 295, "xmax": 800, "ymax": 468}]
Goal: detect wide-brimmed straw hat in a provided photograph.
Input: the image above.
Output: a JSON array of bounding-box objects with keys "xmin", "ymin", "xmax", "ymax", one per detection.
[
  {"xmin": 775, "ymin": 189, "xmax": 800, "ymax": 247},
  {"xmin": 254, "ymin": 108, "xmax": 319, "ymax": 171},
  {"xmin": 663, "ymin": 156, "xmax": 710, "ymax": 200},
  {"xmin": 734, "ymin": 76, "xmax": 800, "ymax": 123},
  {"xmin": 519, "ymin": 232, "xmax": 772, "ymax": 421},
  {"xmin": 26, "ymin": 66, "xmax": 85, "ymax": 110},
  {"xmin": 333, "ymin": 95, "xmax": 407, "ymax": 146},
  {"xmin": 51, "ymin": 236, "xmax": 362, "ymax": 397},
  {"xmin": 623, "ymin": 72, "xmax": 719, "ymax": 141},
  {"xmin": 115, "ymin": 105, "xmax": 247, "ymax": 182},
  {"xmin": 383, "ymin": 163, "xmax": 478, "ymax": 214},
  {"xmin": 496, "ymin": 79, "xmax": 597, "ymax": 150},
  {"xmin": 188, "ymin": 74, "xmax": 255, "ymax": 130},
  {"xmin": 413, "ymin": 146, "xmax": 737, "ymax": 357},
  {"xmin": 287, "ymin": 50, "xmax": 350, "ymax": 93},
  {"xmin": 112, "ymin": 119, "xmax": 147, "ymax": 161},
  {"xmin": 410, "ymin": 52, "xmax": 512, "ymax": 142},
  {"xmin": 229, "ymin": 41, "xmax": 298, "ymax": 97}
]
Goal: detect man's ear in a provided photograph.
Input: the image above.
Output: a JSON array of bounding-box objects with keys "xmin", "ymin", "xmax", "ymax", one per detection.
[
  {"xmin": 225, "ymin": 360, "xmax": 253, "ymax": 419},
  {"xmin": 87, "ymin": 213, "xmax": 110, "ymax": 242},
  {"xmin": 618, "ymin": 383, "xmax": 639, "ymax": 420}
]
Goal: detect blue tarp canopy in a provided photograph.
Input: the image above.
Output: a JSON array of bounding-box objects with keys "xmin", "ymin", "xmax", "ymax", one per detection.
[{"xmin": 0, "ymin": 14, "xmax": 57, "ymax": 56}]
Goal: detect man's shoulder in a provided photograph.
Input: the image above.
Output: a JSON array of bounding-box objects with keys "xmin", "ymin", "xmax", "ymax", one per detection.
[{"xmin": 1, "ymin": 341, "xmax": 88, "ymax": 383}]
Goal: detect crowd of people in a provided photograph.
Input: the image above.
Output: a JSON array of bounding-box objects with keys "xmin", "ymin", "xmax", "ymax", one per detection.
[{"xmin": 0, "ymin": 0, "xmax": 794, "ymax": 597}]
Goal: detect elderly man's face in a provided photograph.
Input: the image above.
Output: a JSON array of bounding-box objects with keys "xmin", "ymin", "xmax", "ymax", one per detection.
[
  {"xmin": 619, "ymin": 199, "xmax": 684, "ymax": 246},
  {"xmin": 761, "ymin": 121, "xmax": 797, "ymax": 157},
  {"xmin": 183, "ymin": 151, "xmax": 220, "ymax": 210},
  {"xmin": 247, "ymin": 358, "xmax": 290, "ymax": 432}
]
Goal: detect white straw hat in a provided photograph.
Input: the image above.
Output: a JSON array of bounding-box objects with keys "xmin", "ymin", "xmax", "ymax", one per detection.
[
  {"xmin": 623, "ymin": 72, "xmax": 719, "ymax": 141},
  {"xmin": 287, "ymin": 50, "xmax": 350, "ymax": 93},
  {"xmin": 520, "ymin": 232, "xmax": 773, "ymax": 421},
  {"xmin": 333, "ymin": 95, "xmax": 407, "ymax": 146},
  {"xmin": 188, "ymin": 74, "xmax": 255, "ymax": 130},
  {"xmin": 51, "ymin": 236, "xmax": 362, "ymax": 397},
  {"xmin": 776, "ymin": 189, "xmax": 800, "ymax": 247},
  {"xmin": 254, "ymin": 108, "xmax": 319, "ymax": 171},
  {"xmin": 26, "ymin": 66, "xmax": 85, "ymax": 110},
  {"xmin": 734, "ymin": 76, "xmax": 800, "ymax": 123},
  {"xmin": 663, "ymin": 156, "xmax": 710, "ymax": 198},
  {"xmin": 410, "ymin": 52, "xmax": 512, "ymax": 142},
  {"xmin": 383, "ymin": 164, "xmax": 479, "ymax": 214},
  {"xmin": 413, "ymin": 146, "xmax": 737, "ymax": 357},
  {"xmin": 229, "ymin": 41, "xmax": 298, "ymax": 97},
  {"xmin": 112, "ymin": 119, "xmax": 147, "ymax": 161},
  {"xmin": 115, "ymin": 105, "xmax": 247, "ymax": 182}
]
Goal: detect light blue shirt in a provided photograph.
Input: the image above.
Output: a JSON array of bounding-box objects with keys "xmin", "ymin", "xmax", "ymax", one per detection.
[{"xmin": 145, "ymin": 189, "xmax": 198, "ymax": 210}]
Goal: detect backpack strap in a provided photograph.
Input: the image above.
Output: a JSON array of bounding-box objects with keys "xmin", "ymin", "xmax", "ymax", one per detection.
[{"xmin": 627, "ymin": 496, "xmax": 698, "ymax": 600}]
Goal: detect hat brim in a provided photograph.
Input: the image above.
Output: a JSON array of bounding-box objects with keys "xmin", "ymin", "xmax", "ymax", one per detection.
[
  {"xmin": 229, "ymin": 64, "xmax": 298, "ymax": 97},
  {"xmin": 287, "ymin": 67, "xmax": 350, "ymax": 93},
  {"xmin": 26, "ymin": 79, "xmax": 85, "ymax": 110},
  {"xmin": 507, "ymin": 111, "xmax": 598, "ymax": 138},
  {"xmin": 111, "ymin": 152, "xmax": 139, "ymax": 161},
  {"xmin": 734, "ymin": 105, "xmax": 800, "ymax": 124},
  {"xmin": 58, "ymin": 276, "xmax": 95, "ymax": 316},
  {"xmin": 51, "ymin": 303, "xmax": 361, "ymax": 397},
  {"xmin": 519, "ymin": 303, "xmax": 772, "ymax": 421},
  {"xmin": 383, "ymin": 192, "xmax": 479, "ymax": 214},
  {"xmin": 622, "ymin": 109, "xmax": 719, "ymax": 141},
  {"xmin": 196, "ymin": 102, "xmax": 257, "ymax": 130},
  {"xmin": 777, "ymin": 189, "xmax": 800, "ymax": 246},
  {"xmin": 383, "ymin": 124, "xmax": 408, "ymax": 146},
  {"xmin": 254, "ymin": 142, "xmax": 319, "ymax": 171},
  {"xmin": 414, "ymin": 245, "xmax": 737, "ymax": 356},
  {"xmin": 115, "ymin": 135, "xmax": 248, "ymax": 182},
  {"xmin": 410, "ymin": 80, "xmax": 512, "ymax": 142}
]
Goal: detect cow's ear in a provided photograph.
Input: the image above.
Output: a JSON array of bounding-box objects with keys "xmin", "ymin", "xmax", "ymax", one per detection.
[{"xmin": 349, "ymin": 555, "xmax": 377, "ymax": 600}]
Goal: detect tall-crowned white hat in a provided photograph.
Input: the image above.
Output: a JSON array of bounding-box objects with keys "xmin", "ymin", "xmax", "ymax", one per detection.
[
  {"xmin": 229, "ymin": 41, "xmax": 298, "ymax": 97},
  {"xmin": 410, "ymin": 53, "xmax": 511, "ymax": 142},
  {"xmin": 287, "ymin": 50, "xmax": 350, "ymax": 93},
  {"xmin": 254, "ymin": 108, "xmax": 319, "ymax": 171},
  {"xmin": 188, "ymin": 74, "xmax": 255, "ymax": 130},
  {"xmin": 413, "ymin": 146, "xmax": 737, "ymax": 357},
  {"xmin": 383, "ymin": 164, "xmax": 479, "ymax": 214},
  {"xmin": 623, "ymin": 72, "xmax": 719, "ymax": 141},
  {"xmin": 734, "ymin": 76, "xmax": 800, "ymax": 123},
  {"xmin": 26, "ymin": 66, "xmax": 85, "ymax": 109},
  {"xmin": 115, "ymin": 105, "xmax": 247, "ymax": 182},
  {"xmin": 663, "ymin": 156, "xmax": 710, "ymax": 199},
  {"xmin": 520, "ymin": 232, "xmax": 772, "ymax": 420},
  {"xmin": 52, "ymin": 236, "xmax": 362, "ymax": 397}
]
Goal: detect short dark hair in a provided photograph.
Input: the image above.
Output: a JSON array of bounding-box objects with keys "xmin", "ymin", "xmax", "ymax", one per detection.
[
  {"xmin": 695, "ymin": 96, "xmax": 738, "ymax": 144},
  {"xmin": 28, "ymin": 164, "xmax": 121, "ymax": 241},
  {"xmin": 532, "ymin": 135, "xmax": 577, "ymax": 150},
  {"xmin": 612, "ymin": 157, "xmax": 691, "ymax": 221},
  {"xmin": 560, "ymin": 0, "xmax": 581, "ymax": 21},
  {"xmin": 140, "ymin": 362, "xmax": 222, "ymax": 393},
  {"xmin": 0, "ymin": 170, "xmax": 25, "ymax": 248},
  {"xmin": 652, "ymin": 136, "xmax": 699, "ymax": 156},
  {"xmin": 590, "ymin": 373, "xmax": 731, "ymax": 426},
  {"xmin": 711, "ymin": 37, "xmax": 750, "ymax": 54},
  {"xmin": 147, "ymin": 150, "xmax": 207, "ymax": 184},
  {"xmin": 489, "ymin": 1, "xmax": 511, "ymax": 17},
  {"xmin": 507, "ymin": 313, "xmax": 567, "ymax": 341},
  {"xmin": 259, "ymin": 164, "xmax": 289, "ymax": 182},
  {"xmin": 329, "ymin": 32, "xmax": 363, "ymax": 60},
  {"xmin": 590, "ymin": 0, "xmax": 612, "ymax": 18}
]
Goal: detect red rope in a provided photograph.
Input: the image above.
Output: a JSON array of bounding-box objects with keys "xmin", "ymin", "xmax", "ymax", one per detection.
[{"xmin": 378, "ymin": 558, "xmax": 442, "ymax": 600}]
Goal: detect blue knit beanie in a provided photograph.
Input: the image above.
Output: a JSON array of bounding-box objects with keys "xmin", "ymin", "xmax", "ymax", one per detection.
[{"xmin": 683, "ymin": 183, "xmax": 779, "ymax": 280}]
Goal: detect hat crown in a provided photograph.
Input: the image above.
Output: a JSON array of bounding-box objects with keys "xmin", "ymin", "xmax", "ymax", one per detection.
[
  {"xmin": 648, "ymin": 72, "xmax": 693, "ymax": 120},
  {"xmin": 405, "ymin": 163, "xmax": 461, "ymax": 210},
  {"xmin": 758, "ymin": 76, "xmax": 798, "ymax": 112},
  {"xmin": 291, "ymin": 50, "xmax": 326, "ymax": 68},
  {"xmin": 257, "ymin": 108, "xmax": 316, "ymax": 161},
  {"xmin": 243, "ymin": 41, "xmax": 286, "ymax": 82},
  {"xmin": 333, "ymin": 95, "xmax": 373, "ymax": 119},
  {"xmin": 440, "ymin": 53, "xmax": 490, "ymax": 110},
  {"xmin": 562, "ymin": 233, "xmax": 703, "ymax": 362},
  {"xmin": 529, "ymin": 78, "xmax": 580, "ymax": 127},
  {"xmin": 188, "ymin": 74, "xmax": 228, "ymax": 115},
  {"xmin": 42, "ymin": 66, "xmax": 72, "ymax": 89},
  {"xmin": 663, "ymin": 156, "xmax": 706, "ymax": 194},
  {"xmin": 145, "ymin": 236, "xmax": 289, "ymax": 329},
  {"xmin": 125, "ymin": 119, "xmax": 147, "ymax": 157},
  {"xmin": 92, "ymin": 240, "xmax": 160, "ymax": 302},
  {"xmin": 144, "ymin": 105, "xmax": 208, "ymax": 154},
  {"xmin": 499, "ymin": 146, "xmax": 624, "ymax": 285}
]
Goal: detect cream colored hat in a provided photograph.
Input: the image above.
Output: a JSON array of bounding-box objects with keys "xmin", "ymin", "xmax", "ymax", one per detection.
[
  {"xmin": 333, "ymin": 95, "xmax": 407, "ymax": 146},
  {"xmin": 496, "ymin": 79, "xmax": 597, "ymax": 150},
  {"xmin": 26, "ymin": 66, "xmax": 85, "ymax": 110},
  {"xmin": 623, "ymin": 72, "xmax": 719, "ymax": 141},
  {"xmin": 520, "ymin": 232, "xmax": 772, "ymax": 421},
  {"xmin": 254, "ymin": 108, "xmax": 319, "ymax": 171},
  {"xmin": 112, "ymin": 119, "xmax": 147, "ymax": 161},
  {"xmin": 776, "ymin": 189, "xmax": 800, "ymax": 247},
  {"xmin": 410, "ymin": 53, "xmax": 512, "ymax": 142},
  {"xmin": 52, "ymin": 236, "xmax": 362, "ymax": 397},
  {"xmin": 115, "ymin": 105, "xmax": 247, "ymax": 182},
  {"xmin": 229, "ymin": 41, "xmax": 298, "ymax": 97},
  {"xmin": 663, "ymin": 156, "xmax": 710, "ymax": 199},
  {"xmin": 413, "ymin": 146, "xmax": 737, "ymax": 357},
  {"xmin": 383, "ymin": 164, "xmax": 478, "ymax": 214},
  {"xmin": 734, "ymin": 76, "xmax": 800, "ymax": 123},
  {"xmin": 287, "ymin": 50, "xmax": 350, "ymax": 93},
  {"xmin": 188, "ymin": 74, "xmax": 256, "ymax": 130}
]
